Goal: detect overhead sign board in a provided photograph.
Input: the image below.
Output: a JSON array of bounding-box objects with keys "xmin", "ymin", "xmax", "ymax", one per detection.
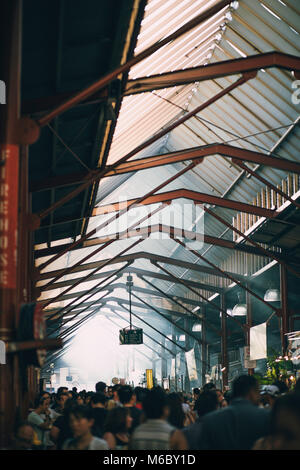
[{"xmin": 119, "ymin": 328, "xmax": 143, "ymax": 345}]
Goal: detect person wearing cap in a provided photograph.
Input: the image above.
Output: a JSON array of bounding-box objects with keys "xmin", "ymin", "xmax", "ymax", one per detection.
[{"xmin": 260, "ymin": 385, "xmax": 280, "ymax": 409}]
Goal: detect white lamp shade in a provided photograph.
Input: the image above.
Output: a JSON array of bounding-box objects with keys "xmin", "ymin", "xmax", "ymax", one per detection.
[
  {"xmin": 192, "ymin": 323, "xmax": 202, "ymax": 332},
  {"xmin": 232, "ymin": 303, "xmax": 247, "ymax": 316},
  {"xmin": 264, "ymin": 288, "xmax": 280, "ymax": 302}
]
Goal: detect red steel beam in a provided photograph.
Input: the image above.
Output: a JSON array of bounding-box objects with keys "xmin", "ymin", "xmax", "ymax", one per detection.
[
  {"xmin": 125, "ymin": 51, "xmax": 300, "ymax": 95},
  {"xmin": 36, "ymin": 0, "xmax": 232, "ymax": 127},
  {"xmin": 41, "ymin": 267, "xmax": 222, "ymax": 295},
  {"xmin": 38, "ymin": 251, "xmax": 246, "ymax": 282},
  {"xmin": 35, "ymin": 75, "xmax": 252, "ymax": 224},
  {"xmin": 30, "ymin": 141, "xmax": 300, "ymax": 193},
  {"xmin": 33, "ymin": 224, "xmax": 269, "ymax": 258},
  {"xmin": 38, "ymin": 161, "xmax": 196, "ymax": 279},
  {"xmin": 34, "ymin": 224, "xmax": 300, "ymax": 266},
  {"xmin": 92, "ymin": 188, "xmax": 277, "ymax": 218}
]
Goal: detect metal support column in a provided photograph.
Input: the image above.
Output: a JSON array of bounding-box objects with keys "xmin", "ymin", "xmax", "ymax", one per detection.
[
  {"xmin": 201, "ymin": 308, "xmax": 206, "ymax": 387},
  {"xmin": 161, "ymin": 336, "xmax": 168, "ymax": 385},
  {"xmin": 220, "ymin": 294, "xmax": 229, "ymax": 389},
  {"xmin": 184, "ymin": 317, "xmax": 192, "ymax": 393},
  {"xmin": 246, "ymin": 283, "xmax": 254, "ymax": 376},
  {"xmin": 280, "ymin": 264, "xmax": 289, "ymax": 355}
]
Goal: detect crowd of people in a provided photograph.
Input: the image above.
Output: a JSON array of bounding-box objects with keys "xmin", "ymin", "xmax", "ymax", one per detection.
[{"xmin": 11, "ymin": 375, "xmax": 300, "ymax": 450}]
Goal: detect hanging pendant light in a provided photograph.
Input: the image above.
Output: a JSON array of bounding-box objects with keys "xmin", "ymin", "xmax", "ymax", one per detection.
[
  {"xmin": 232, "ymin": 292, "xmax": 247, "ymax": 316},
  {"xmin": 264, "ymin": 285, "xmax": 280, "ymax": 302},
  {"xmin": 192, "ymin": 323, "xmax": 202, "ymax": 332}
]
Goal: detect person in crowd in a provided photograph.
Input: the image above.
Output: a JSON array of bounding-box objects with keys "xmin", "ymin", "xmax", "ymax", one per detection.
[
  {"xmin": 223, "ymin": 390, "xmax": 232, "ymax": 405},
  {"xmin": 179, "ymin": 392, "xmax": 196, "ymax": 425},
  {"xmin": 295, "ymin": 378, "xmax": 300, "ymax": 395},
  {"xmin": 57, "ymin": 387, "xmax": 68, "ymax": 395},
  {"xmin": 183, "ymin": 390, "xmax": 219, "ymax": 450},
  {"xmin": 253, "ymin": 392, "xmax": 300, "ymax": 450},
  {"xmin": 202, "ymin": 382, "xmax": 216, "ymax": 393},
  {"xmin": 90, "ymin": 392, "xmax": 108, "ymax": 438},
  {"xmin": 76, "ymin": 393, "xmax": 85, "ymax": 406},
  {"xmin": 129, "ymin": 387, "xmax": 188, "ymax": 450},
  {"xmin": 62, "ymin": 405, "xmax": 108, "ymax": 450},
  {"xmin": 198, "ymin": 375, "xmax": 271, "ymax": 450},
  {"xmin": 51, "ymin": 391, "xmax": 69, "ymax": 416},
  {"xmin": 192, "ymin": 388, "xmax": 200, "ymax": 404},
  {"xmin": 72, "ymin": 387, "xmax": 78, "ymax": 394},
  {"xmin": 38, "ymin": 391, "xmax": 57, "ymax": 449},
  {"xmin": 103, "ymin": 407, "xmax": 133, "ymax": 450},
  {"xmin": 95, "ymin": 381, "xmax": 107, "ymax": 395},
  {"xmin": 272, "ymin": 379, "xmax": 289, "ymax": 395},
  {"xmin": 28, "ymin": 396, "xmax": 53, "ymax": 449},
  {"xmin": 107, "ymin": 386, "xmax": 113, "ymax": 400},
  {"xmin": 50, "ymin": 398, "xmax": 77, "ymax": 450},
  {"xmin": 134, "ymin": 386, "xmax": 147, "ymax": 410},
  {"xmin": 178, "ymin": 392, "xmax": 190, "ymax": 414},
  {"xmin": 259, "ymin": 384, "xmax": 280, "ymax": 409},
  {"xmin": 107, "ymin": 384, "xmax": 122, "ymax": 410},
  {"xmin": 13, "ymin": 422, "xmax": 35, "ymax": 450},
  {"xmin": 215, "ymin": 389, "xmax": 228, "ymax": 408},
  {"xmin": 167, "ymin": 393, "xmax": 186, "ymax": 429},
  {"xmin": 84, "ymin": 392, "xmax": 94, "ymax": 406},
  {"xmin": 118, "ymin": 385, "xmax": 142, "ymax": 433}
]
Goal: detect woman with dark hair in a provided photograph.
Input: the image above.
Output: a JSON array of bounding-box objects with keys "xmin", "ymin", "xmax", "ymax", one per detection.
[
  {"xmin": 167, "ymin": 393, "xmax": 186, "ymax": 429},
  {"xmin": 103, "ymin": 407, "xmax": 133, "ymax": 450},
  {"xmin": 253, "ymin": 393, "xmax": 300, "ymax": 450},
  {"xmin": 62, "ymin": 405, "xmax": 108, "ymax": 450},
  {"xmin": 183, "ymin": 390, "xmax": 219, "ymax": 450},
  {"xmin": 50, "ymin": 398, "xmax": 77, "ymax": 449}
]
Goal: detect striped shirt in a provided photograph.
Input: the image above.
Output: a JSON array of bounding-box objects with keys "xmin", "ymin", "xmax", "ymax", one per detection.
[{"xmin": 129, "ymin": 419, "xmax": 176, "ymax": 450}]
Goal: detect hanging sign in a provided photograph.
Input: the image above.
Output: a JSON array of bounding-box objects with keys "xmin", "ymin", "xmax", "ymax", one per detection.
[
  {"xmin": 185, "ymin": 348, "xmax": 198, "ymax": 382},
  {"xmin": 250, "ymin": 322, "xmax": 267, "ymax": 360},
  {"xmin": 119, "ymin": 328, "xmax": 143, "ymax": 345},
  {"xmin": 243, "ymin": 346, "xmax": 257, "ymax": 369},
  {"xmin": 146, "ymin": 369, "xmax": 153, "ymax": 389}
]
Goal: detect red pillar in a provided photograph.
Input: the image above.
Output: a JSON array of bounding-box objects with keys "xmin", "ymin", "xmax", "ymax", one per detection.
[{"xmin": 0, "ymin": 0, "xmax": 22, "ymax": 448}]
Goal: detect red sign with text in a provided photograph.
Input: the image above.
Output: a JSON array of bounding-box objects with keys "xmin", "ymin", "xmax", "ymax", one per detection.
[{"xmin": 0, "ymin": 144, "xmax": 18, "ymax": 289}]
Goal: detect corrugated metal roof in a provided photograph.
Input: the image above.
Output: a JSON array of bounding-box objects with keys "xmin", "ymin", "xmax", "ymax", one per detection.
[{"xmin": 37, "ymin": 0, "xmax": 300, "ymax": 349}]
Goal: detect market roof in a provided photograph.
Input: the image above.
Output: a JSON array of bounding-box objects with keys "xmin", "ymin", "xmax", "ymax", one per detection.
[{"xmin": 27, "ymin": 0, "xmax": 300, "ymax": 360}]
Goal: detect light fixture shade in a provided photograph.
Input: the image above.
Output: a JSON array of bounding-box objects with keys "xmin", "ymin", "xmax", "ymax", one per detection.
[
  {"xmin": 232, "ymin": 303, "xmax": 247, "ymax": 316},
  {"xmin": 192, "ymin": 323, "xmax": 202, "ymax": 332},
  {"xmin": 264, "ymin": 288, "xmax": 280, "ymax": 302}
]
